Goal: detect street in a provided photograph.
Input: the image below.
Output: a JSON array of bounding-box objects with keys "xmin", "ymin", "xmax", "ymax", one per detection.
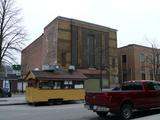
[{"xmin": 0, "ymin": 102, "xmax": 160, "ymax": 120}]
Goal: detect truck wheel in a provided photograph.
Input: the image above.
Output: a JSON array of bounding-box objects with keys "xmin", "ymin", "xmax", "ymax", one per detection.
[
  {"xmin": 120, "ymin": 104, "xmax": 132, "ymax": 120},
  {"xmin": 96, "ymin": 112, "xmax": 108, "ymax": 118}
]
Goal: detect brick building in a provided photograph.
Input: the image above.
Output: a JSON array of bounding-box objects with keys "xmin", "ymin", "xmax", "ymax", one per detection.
[
  {"xmin": 118, "ymin": 44, "xmax": 160, "ymax": 83},
  {"xmin": 22, "ymin": 16, "xmax": 118, "ymax": 90}
]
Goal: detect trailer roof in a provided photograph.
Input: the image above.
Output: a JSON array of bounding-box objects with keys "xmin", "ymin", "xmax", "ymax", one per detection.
[{"xmin": 25, "ymin": 70, "xmax": 88, "ymax": 81}]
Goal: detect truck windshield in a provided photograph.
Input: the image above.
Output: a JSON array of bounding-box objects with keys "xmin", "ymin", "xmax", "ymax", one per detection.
[{"xmin": 122, "ymin": 82, "xmax": 143, "ymax": 91}]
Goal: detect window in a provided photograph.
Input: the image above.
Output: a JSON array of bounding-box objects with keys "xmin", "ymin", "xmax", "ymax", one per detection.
[
  {"xmin": 111, "ymin": 75, "xmax": 118, "ymax": 84},
  {"xmin": 132, "ymin": 82, "xmax": 143, "ymax": 90},
  {"xmin": 73, "ymin": 81, "xmax": 84, "ymax": 89},
  {"xmin": 146, "ymin": 55, "xmax": 152, "ymax": 64},
  {"xmin": 146, "ymin": 82, "xmax": 160, "ymax": 91},
  {"xmin": 61, "ymin": 50, "xmax": 66, "ymax": 66},
  {"xmin": 39, "ymin": 81, "xmax": 51, "ymax": 89},
  {"xmin": 39, "ymin": 81, "xmax": 63, "ymax": 89},
  {"xmin": 142, "ymin": 73, "xmax": 146, "ymax": 80},
  {"xmin": 88, "ymin": 34, "xmax": 95, "ymax": 68},
  {"xmin": 140, "ymin": 53, "xmax": 145, "ymax": 62},
  {"xmin": 123, "ymin": 73, "xmax": 127, "ymax": 82},
  {"xmin": 122, "ymin": 82, "xmax": 143, "ymax": 91},
  {"xmin": 122, "ymin": 55, "xmax": 127, "ymax": 63},
  {"xmin": 153, "ymin": 83, "xmax": 160, "ymax": 90},
  {"xmin": 53, "ymin": 81, "xmax": 62, "ymax": 89},
  {"xmin": 64, "ymin": 80, "xmax": 73, "ymax": 89},
  {"xmin": 112, "ymin": 58, "xmax": 116, "ymax": 68},
  {"xmin": 38, "ymin": 80, "xmax": 85, "ymax": 90},
  {"xmin": 158, "ymin": 55, "xmax": 160, "ymax": 63},
  {"xmin": 150, "ymin": 70, "xmax": 153, "ymax": 80},
  {"xmin": 146, "ymin": 82, "xmax": 155, "ymax": 90}
]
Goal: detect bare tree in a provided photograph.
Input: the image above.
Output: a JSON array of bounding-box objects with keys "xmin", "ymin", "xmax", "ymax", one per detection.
[
  {"xmin": 145, "ymin": 38, "xmax": 160, "ymax": 81},
  {"xmin": 0, "ymin": 0, "xmax": 26, "ymax": 71},
  {"xmin": 150, "ymin": 44, "xmax": 160, "ymax": 81}
]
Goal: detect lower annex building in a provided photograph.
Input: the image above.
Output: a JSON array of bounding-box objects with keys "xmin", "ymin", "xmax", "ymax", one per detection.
[{"xmin": 118, "ymin": 44, "xmax": 160, "ymax": 83}]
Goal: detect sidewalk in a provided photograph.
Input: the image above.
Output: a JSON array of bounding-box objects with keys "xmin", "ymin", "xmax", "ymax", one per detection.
[{"xmin": 0, "ymin": 94, "xmax": 26, "ymax": 106}]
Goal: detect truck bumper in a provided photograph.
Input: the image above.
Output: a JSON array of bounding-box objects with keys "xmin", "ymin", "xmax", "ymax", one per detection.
[{"xmin": 84, "ymin": 104, "xmax": 110, "ymax": 112}]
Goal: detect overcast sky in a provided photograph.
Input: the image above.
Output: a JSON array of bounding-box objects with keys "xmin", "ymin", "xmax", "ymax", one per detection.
[{"xmin": 15, "ymin": 0, "xmax": 160, "ymax": 57}]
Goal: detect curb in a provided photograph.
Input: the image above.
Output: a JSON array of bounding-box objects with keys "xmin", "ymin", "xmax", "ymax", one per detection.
[{"xmin": 0, "ymin": 102, "xmax": 27, "ymax": 106}]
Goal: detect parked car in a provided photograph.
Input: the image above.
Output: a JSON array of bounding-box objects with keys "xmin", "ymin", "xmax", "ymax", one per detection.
[{"xmin": 85, "ymin": 80, "xmax": 160, "ymax": 120}]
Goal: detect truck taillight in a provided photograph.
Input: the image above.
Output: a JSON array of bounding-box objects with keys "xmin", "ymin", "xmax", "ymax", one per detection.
[
  {"xmin": 104, "ymin": 93, "xmax": 112, "ymax": 103},
  {"xmin": 85, "ymin": 92, "xmax": 89, "ymax": 99}
]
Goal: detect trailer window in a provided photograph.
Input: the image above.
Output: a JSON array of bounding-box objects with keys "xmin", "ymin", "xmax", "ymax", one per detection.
[
  {"xmin": 64, "ymin": 80, "xmax": 73, "ymax": 89},
  {"xmin": 39, "ymin": 81, "xmax": 52, "ymax": 89},
  {"xmin": 73, "ymin": 81, "xmax": 84, "ymax": 89},
  {"xmin": 39, "ymin": 81, "xmax": 63, "ymax": 89}
]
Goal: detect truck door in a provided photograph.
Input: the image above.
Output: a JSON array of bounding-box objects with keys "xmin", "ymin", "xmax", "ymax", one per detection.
[
  {"xmin": 131, "ymin": 82, "xmax": 150, "ymax": 108},
  {"xmin": 122, "ymin": 82, "xmax": 149, "ymax": 108},
  {"xmin": 152, "ymin": 82, "xmax": 160, "ymax": 107},
  {"xmin": 145, "ymin": 82, "xmax": 159, "ymax": 108}
]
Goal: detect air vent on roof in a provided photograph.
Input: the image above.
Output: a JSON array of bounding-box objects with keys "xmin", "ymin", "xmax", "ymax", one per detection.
[
  {"xmin": 68, "ymin": 65, "xmax": 75, "ymax": 73},
  {"xmin": 34, "ymin": 68, "xmax": 39, "ymax": 71},
  {"xmin": 42, "ymin": 65, "xmax": 60, "ymax": 71}
]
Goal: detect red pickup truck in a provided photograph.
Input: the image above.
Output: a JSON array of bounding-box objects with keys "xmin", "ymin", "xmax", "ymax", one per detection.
[{"xmin": 85, "ymin": 80, "xmax": 160, "ymax": 120}]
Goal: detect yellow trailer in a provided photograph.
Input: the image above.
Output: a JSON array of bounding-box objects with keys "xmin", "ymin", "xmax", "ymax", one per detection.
[{"xmin": 25, "ymin": 70, "xmax": 87, "ymax": 105}]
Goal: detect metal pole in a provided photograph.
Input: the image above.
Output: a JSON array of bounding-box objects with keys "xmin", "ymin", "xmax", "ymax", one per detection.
[
  {"xmin": 100, "ymin": 67, "xmax": 103, "ymax": 92},
  {"xmin": 100, "ymin": 40, "xmax": 103, "ymax": 92}
]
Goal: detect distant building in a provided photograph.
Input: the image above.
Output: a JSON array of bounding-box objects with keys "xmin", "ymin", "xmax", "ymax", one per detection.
[
  {"xmin": 0, "ymin": 65, "xmax": 24, "ymax": 94},
  {"xmin": 22, "ymin": 16, "xmax": 118, "ymax": 90},
  {"xmin": 12, "ymin": 65, "xmax": 21, "ymax": 77},
  {"xmin": 118, "ymin": 44, "xmax": 160, "ymax": 83}
]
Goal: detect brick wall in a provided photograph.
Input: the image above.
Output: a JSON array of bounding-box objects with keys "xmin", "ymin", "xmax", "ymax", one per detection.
[{"xmin": 21, "ymin": 35, "xmax": 44, "ymax": 75}]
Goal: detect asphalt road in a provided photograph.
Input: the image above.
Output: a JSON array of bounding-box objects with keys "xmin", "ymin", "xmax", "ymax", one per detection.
[{"xmin": 0, "ymin": 102, "xmax": 160, "ymax": 120}]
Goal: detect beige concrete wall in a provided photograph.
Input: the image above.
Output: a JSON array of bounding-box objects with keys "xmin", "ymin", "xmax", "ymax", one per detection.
[
  {"xmin": 133, "ymin": 46, "xmax": 152, "ymax": 80},
  {"xmin": 57, "ymin": 19, "xmax": 71, "ymax": 67},
  {"xmin": 118, "ymin": 45, "xmax": 154, "ymax": 82}
]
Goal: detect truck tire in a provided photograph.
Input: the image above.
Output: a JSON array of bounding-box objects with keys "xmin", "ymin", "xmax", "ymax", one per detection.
[
  {"xmin": 96, "ymin": 112, "xmax": 108, "ymax": 118},
  {"xmin": 120, "ymin": 104, "xmax": 132, "ymax": 120}
]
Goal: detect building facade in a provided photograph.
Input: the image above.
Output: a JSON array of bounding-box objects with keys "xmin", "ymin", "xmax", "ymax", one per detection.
[
  {"xmin": 22, "ymin": 16, "xmax": 118, "ymax": 90},
  {"xmin": 0, "ymin": 65, "xmax": 24, "ymax": 94},
  {"xmin": 118, "ymin": 44, "xmax": 160, "ymax": 83}
]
